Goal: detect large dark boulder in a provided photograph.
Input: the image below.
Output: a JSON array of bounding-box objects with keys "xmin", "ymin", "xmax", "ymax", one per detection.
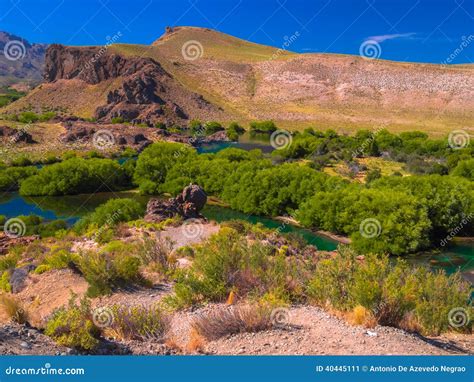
[
  {"xmin": 10, "ymin": 264, "xmax": 36, "ymax": 294},
  {"xmin": 145, "ymin": 184, "xmax": 207, "ymax": 222}
]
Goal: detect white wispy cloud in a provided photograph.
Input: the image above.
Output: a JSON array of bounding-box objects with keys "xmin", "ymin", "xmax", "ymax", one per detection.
[{"xmin": 366, "ymin": 32, "xmax": 417, "ymax": 43}]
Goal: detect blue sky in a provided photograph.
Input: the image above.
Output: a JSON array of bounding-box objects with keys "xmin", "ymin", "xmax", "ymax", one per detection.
[{"xmin": 0, "ymin": 0, "xmax": 473, "ymax": 63}]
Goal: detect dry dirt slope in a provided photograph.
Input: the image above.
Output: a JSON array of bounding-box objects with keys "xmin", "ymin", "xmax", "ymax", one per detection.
[{"xmin": 4, "ymin": 26, "xmax": 474, "ymax": 136}]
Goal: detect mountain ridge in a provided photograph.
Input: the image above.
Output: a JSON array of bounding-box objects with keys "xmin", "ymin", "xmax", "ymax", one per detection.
[{"xmin": 2, "ymin": 26, "xmax": 473, "ymax": 135}]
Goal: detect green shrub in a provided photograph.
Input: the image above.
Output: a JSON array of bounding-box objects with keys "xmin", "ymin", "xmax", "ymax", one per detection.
[
  {"xmin": 451, "ymin": 159, "xmax": 474, "ymax": 181},
  {"xmin": 413, "ymin": 270, "xmax": 472, "ymax": 335},
  {"xmin": 307, "ymin": 246, "xmax": 356, "ymax": 310},
  {"xmin": 0, "ymin": 271, "xmax": 11, "ymax": 292},
  {"xmin": 17, "ymin": 111, "xmax": 39, "ymax": 124},
  {"xmin": 45, "ymin": 296, "xmax": 100, "ymax": 351},
  {"xmin": 75, "ymin": 198, "xmax": 143, "ymax": 233},
  {"xmin": 78, "ymin": 250, "xmax": 147, "ymax": 297},
  {"xmin": 20, "ymin": 158, "xmax": 131, "ymax": 196},
  {"xmin": 133, "ymin": 142, "xmax": 196, "ymax": 194},
  {"xmin": 11, "ymin": 156, "xmax": 33, "ymax": 167},
  {"xmin": 111, "ymin": 116, "xmax": 125, "ymax": 124},
  {"xmin": 35, "ymin": 248, "xmax": 80, "ymax": 274},
  {"xmin": 227, "ymin": 122, "xmax": 245, "ymax": 141},
  {"xmin": 249, "ymin": 120, "xmax": 277, "ymax": 133},
  {"xmin": 0, "ymin": 166, "xmax": 38, "ymax": 191},
  {"xmin": 204, "ymin": 121, "xmax": 224, "ymax": 135},
  {"xmin": 0, "ymin": 252, "xmax": 20, "ymax": 273},
  {"xmin": 168, "ymin": 227, "xmax": 303, "ymax": 308},
  {"xmin": 306, "ymin": 247, "xmax": 472, "ymax": 335}
]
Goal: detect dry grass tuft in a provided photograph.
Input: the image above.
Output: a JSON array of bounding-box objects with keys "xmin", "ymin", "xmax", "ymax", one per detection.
[
  {"xmin": 191, "ymin": 304, "xmax": 273, "ymax": 341},
  {"xmin": 347, "ymin": 305, "xmax": 376, "ymax": 327},
  {"xmin": 186, "ymin": 329, "xmax": 206, "ymax": 353},
  {"xmin": 0, "ymin": 293, "xmax": 29, "ymax": 324}
]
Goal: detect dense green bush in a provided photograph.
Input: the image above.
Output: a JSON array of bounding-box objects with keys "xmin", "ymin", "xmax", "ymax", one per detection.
[
  {"xmin": 204, "ymin": 121, "xmax": 224, "ymax": 135},
  {"xmin": 75, "ymin": 198, "xmax": 143, "ymax": 232},
  {"xmin": 451, "ymin": 159, "xmax": 474, "ymax": 180},
  {"xmin": 0, "ymin": 166, "xmax": 38, "ymax": 191},
  {"xmin": 45, "ymin": 296, "xmax": 100, "ymax": 351},
  {"xmin": 8, "ymin": 215, "xmax": 67, "ymax": 238},
  {"xmin": 35, "ymin": 248, "xmax": 80, "ymax": 274},
  {"xmin": 227, "ymin": 122, "xmax": 245, "ymax": 141},
  {"xmin": 134, "ymin": 142, "xmax": 195, "ymax": 194},
  {"xmin": 78, "ymin": 249, "xmax": 146, "ymax": 297},
  {"xmin": 249, "ymin": 120, "xmax": 277, "ymax": 133},
  {"xmin": 20, "ymin": 158, "xmax": 131, "ymax": 196}
]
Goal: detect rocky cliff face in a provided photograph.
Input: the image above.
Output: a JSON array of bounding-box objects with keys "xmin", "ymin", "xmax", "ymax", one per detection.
[{"xmin": 43, "ymin": 44, "xmax": 219, "ymax": 125}]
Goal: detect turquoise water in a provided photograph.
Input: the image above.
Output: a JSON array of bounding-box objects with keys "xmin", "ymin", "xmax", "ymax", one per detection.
[{"xmin": 197, "ymin": 132, "xmax": 274, "ymax": 154}]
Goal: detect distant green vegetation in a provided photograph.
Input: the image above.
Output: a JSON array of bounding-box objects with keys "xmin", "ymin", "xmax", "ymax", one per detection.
[
  {"xmin": 249, "ymin": 120, "xmax": 277, "ymax": 134},
  {"xmin": 3, "ymin": 111, "xmax": 56, "ymax": 123},
  {"xmin": 0, "ymin": 88, "xmax": 25, "ymax": 108},
  {"xmin": 227, "ymin": 122, "xmax": 245, "ymax": 141},
  {"xmin": 275, "ymin": 128, "xmax": 473, "ymax": 176},
  {"xmin": 19, "ymin": 158, "xmax": 133, "ymax": 196}
]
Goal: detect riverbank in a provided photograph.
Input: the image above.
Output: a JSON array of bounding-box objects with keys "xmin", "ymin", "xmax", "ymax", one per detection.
[{"xmin": 274, "ymin": 215, "xmax": 351, "ymax": 245}]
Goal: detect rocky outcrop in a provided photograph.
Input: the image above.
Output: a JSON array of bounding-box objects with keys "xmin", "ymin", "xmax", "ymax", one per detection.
[
  {"xmin": 43, "ymin": 44, "xmax": 220, "ymax": 125},
  {"xmin": 145, "ymin": 184, "xmax": 207, "ymax": 222},
  {"xmin": 0, "ymin": 234, "xmax": 38, "ymax": 255},
  {"xmin": 0, "ymin": 126, "xmax": 35, "ymax": 143},
  {"xmin": 59, "ymin": 122, "xmax": 154, "ymax": 149},
  {"xmin": 9, "ymin": 264, "xmax": 36, "ymax": 294}
]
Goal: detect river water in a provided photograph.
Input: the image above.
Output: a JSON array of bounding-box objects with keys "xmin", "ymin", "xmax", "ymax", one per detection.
[{"xmin": 0, "ymin": 191, "xmax": 472, "ymax": 275}]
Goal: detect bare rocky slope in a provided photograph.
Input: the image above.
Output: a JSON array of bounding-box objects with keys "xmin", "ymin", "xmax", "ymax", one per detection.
[{"xmin": 3, "ymin": 26, "xmax": 474, "ymax": 135}]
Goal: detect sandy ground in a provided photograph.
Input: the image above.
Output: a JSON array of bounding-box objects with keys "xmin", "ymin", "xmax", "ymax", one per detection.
[{"xmin": 167, "ymin": 305, "xmax": 473, "ymax": 356}]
